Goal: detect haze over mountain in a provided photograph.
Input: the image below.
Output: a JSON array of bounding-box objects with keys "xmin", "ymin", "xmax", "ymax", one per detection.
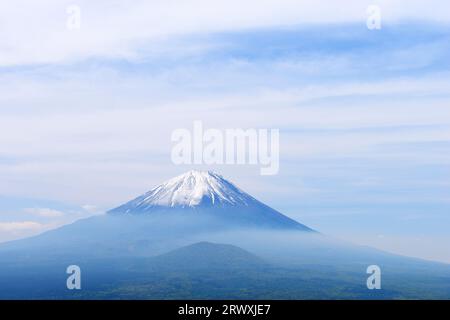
[
  {"xmin": 0, "ymin": 171, "xmax": 314, "ymax": 260},
  {"xmin": 0, "ymin": 171, "xmax": 449, "ymax": 299}
]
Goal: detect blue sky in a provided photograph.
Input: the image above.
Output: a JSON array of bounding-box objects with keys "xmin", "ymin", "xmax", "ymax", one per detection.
[{"xmin": 0, "ymin": 0, "xmax": 449, "ymax": 262}]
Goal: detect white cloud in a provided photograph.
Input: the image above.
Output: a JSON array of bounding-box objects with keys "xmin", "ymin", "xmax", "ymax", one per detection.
[
  {"xmin": 0, "ymin": 220, "xmax": 61, "ymax": 242},
  {"xmin": 81, "ymin": 204, "xmax": 101, "ymax": 214},
  {"xmin": 0, "ymin": 65, "xmax": 449, "ymax": 206},
  {"xmin": 1, "ymin": 0, "xmax": 450, "ymax": 66},
  {"xmin": 0, "ymin": 221, "xmax": 43, "ymax": 232},
  {"xmin": 24, "ymin": 207, "xmax": 65, "ymax": 218},
  {"xmin": 0, "ymin": 209, "xmax": 100, "ymax": 243}
]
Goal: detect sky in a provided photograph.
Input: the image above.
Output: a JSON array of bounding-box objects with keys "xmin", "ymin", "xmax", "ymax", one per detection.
[{"xmin": 0, "ymin": 1, "xmax": 449, "ymax": 263}]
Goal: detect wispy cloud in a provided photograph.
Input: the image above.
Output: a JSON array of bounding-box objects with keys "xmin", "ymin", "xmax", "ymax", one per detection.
[
  {"xmin": 1, "ymin": 0, "xmax": 450, "ymax": 66},
  {"xmin": 24, "ymin": 207, "xmax": 65, "ymax": 218},
  {"xmin": 0, "ymin": 221, "xmax": 43, "ymax": 232},
  {"xmin": 0, "ymin": 221, "xmax": 48, "ymax": 242}
]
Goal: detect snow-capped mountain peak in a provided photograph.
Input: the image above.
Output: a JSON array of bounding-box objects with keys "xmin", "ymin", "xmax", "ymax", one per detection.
[
  {"xmin": 123, "ymin": 170, "xmax": 253, "ymax": 209},
  {"xmin": 108, "ymin": 170, "xmax": 313, "ymax": 231}
]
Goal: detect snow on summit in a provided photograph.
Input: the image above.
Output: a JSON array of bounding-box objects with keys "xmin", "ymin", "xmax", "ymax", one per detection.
[
  {"xmin": 120, "ymin": 170, "xmax": 254, "ymax": 209},
  {"xmin": 107, "ymin": 170, "xmax": 314, "ymax": 231}
]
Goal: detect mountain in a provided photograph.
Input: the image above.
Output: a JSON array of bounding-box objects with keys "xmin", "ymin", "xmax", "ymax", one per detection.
[
  {"xmin": 108, "ymin": 170, "xmax": 313, "ymax": 231},
  {"xmin": 0, "ymin": 170, "xmax": 449, "ymax": 299},
  {"xmin": 87, "ymin": 242, "xmax": 450, "ymax": 300},
  {"xmin": 112, "ymin": 170, "xmax": 252, "ymax": 208},
  {"xmin": 0, "ymin": 170, "xmax": 313, "ymax": 259},
  {"xmin": 148, "ymin": 241, "xmax": 266, "ymax": 271}
]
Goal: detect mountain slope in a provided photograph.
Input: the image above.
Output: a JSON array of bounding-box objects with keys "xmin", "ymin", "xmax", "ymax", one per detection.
[{"xmin": 108, "ymin": 170, "xmax": 313, "ymax": 231}]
